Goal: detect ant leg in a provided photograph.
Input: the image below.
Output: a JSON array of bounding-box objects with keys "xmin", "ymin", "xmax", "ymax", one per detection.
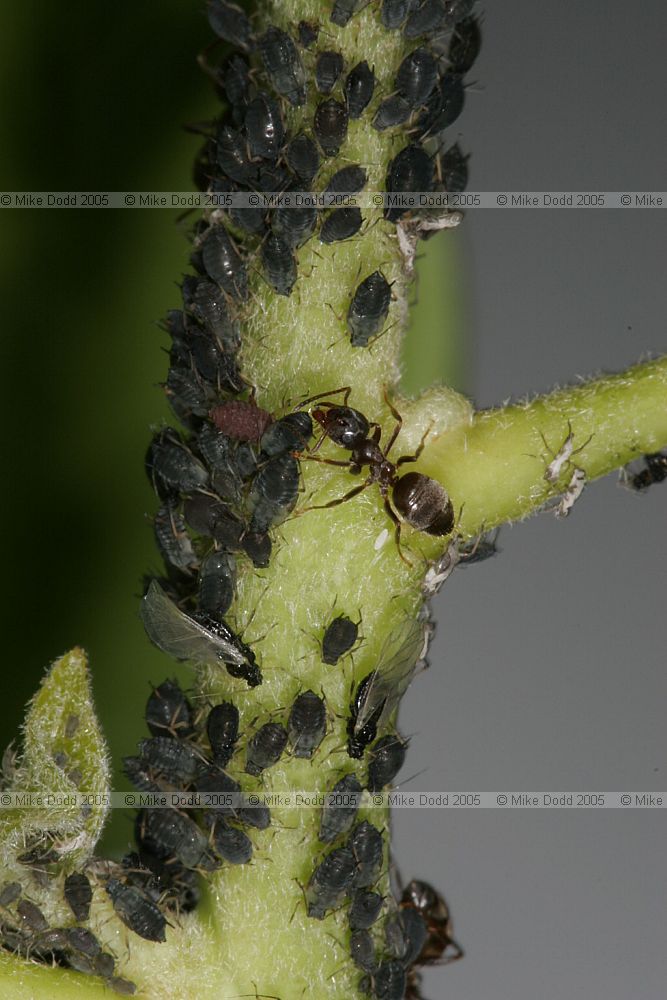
[
  {"xmin": 439, "ymin": 938, "xmax": 464, "ymax": 965},
  {"xmin": 297, "ymin": 481, "xmax": 369, "ymax": 515},
  {"xmin": 383, "ymin": 497, "xmax": 413, "ymax": 567},
  {"xmin": 395, "ymin": 423, "xmax": 434, "ymax": 467},
  {"xmin": 295, "ymin": 386, "xmax": 351, "ymax": 409},
  {"xmin": 302, "ymin": 455, "xmax": 353, "ymax": 469},
  {"xmin": 382, "ymin": 389, "xmax": 403, "ymax": 456}
]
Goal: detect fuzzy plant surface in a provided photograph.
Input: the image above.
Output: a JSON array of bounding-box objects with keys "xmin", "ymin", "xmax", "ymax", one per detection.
[{"xmin": 1, "ymin": 2, "xmax": 666, "ymax": 1000}]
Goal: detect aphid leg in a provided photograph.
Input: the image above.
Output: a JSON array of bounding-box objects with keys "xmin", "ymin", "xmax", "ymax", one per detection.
[
  {"xmin": 297, "ymin": 480, "xmax": 369, "ymax": 516},
  {"xmin": 395, "ymin": 424, "xmax": 434, "ymax": 467},
  {"xmin": 384, "ymin": 497, "xmax": 413, "ymax": 567},
  {"xmin": 302, "ymin": 454, "xmax": 353, "ymax": 469}
]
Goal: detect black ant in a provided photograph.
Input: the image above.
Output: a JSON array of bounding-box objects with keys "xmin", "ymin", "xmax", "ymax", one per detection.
[{"xmin": 297, "ymin": 388, "xmax": 454, "ymax": 564}]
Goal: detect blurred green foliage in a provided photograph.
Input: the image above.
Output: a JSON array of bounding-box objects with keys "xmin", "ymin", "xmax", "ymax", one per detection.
[{"xmin": 0, "ymin": 1, "xmax": 467, "ymax": 856}]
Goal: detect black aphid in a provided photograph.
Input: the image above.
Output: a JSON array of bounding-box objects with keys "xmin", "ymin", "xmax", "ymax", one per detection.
[
  {"xmin": 404, "ymin": 0, "xmax": 446, "ymax": 39},
  {"xmin": 16, "ymin": 899, "xmax": 48, "ymax": 932},
  {"xmin": 0, "ymin": 881, "xmax": 21, "ymax": 907},
  {"xmin": 198, "ymin": 550, "xmax": 237, "ymax": 618},
  {"xmin": 372, "ymin": 959, "xmax": 407, "ymax": 999},
  {"xmin": 306, "ymin": 846, "xmax": 356, "ymax": 919},
  {"xmin": 437, "ymin": 141, "xmax": 469, "ymax": 193},
  {"xmin": 260, "ymin": 411, "xmax": 313, "ymax": 457},
  {"xmin": 445, "ymin": 0, "xmax": 476, "ymax": 23},
  {"xmin": 314, "ymin": 99, "xmax": 348, "ymax": 156},
  {"xmin": 380, "ymin": 0, "xmax": 413, "ymax": 30},
  {"xmin": 367, "ymin": 734, "xmax": 407, "ymax": 792},
  {"xmin": 272, "ymin": 199, "xmax": 318, "ymax": 249},
  {"xmin": 286, "ymin": 132, "xmax": 321, "ymax": 183},
  {"xmin": 448, "ymin": 15, "xmax": 482, "ymax": 73},
  {"xmin": 241, "ymin": 530, "xmax": 272, "ymax": 568},
  {"xmin": 628, "ymin": 451, "xmax": 667, "ymax": 490},
  {"xmin": 384, "ymin": 911, "xmax": 408, "ymax": 959},
  {"xmin": 194, "ymin": 428, "xmax": 245, "ymax": 502},
  {"xmin": 348, "ymin": 271, "xmax": 392, "ymax": 347},
  {"xmin": 258, "ymin": 27, "xmax": 306, "ymax": 106},
  {"xmin": 396, "ymin": 47, "xmax": 438, "ymax": 107},
  {"xmin": 331, "ymin": 0, "xmax": 370, "ymax": 25},
  {"xmin": 195, "ymin": 769, "xmax": 241, "ymax": 815},
  {"xmin": 228, "ymin": 200, "xmax": 268, "ymax": 237},
  {"xmin": 184, "ymin": 274, "xmax": 243, "ymax": 354},
  {"xmin": 396, "ymin": 906, "xmax": 428, "ymax": 966},
  {"xmin": 212, "ymin": 820, "xmax": 253, "ymax": 864},
  {"xmin": 187, "ymin": 329, "xmax": 244, "ymax": 393},
  {"xmin": 372, "ymin": 95, "xmax": 412, "ymax": 131},
  {"xmin": 165, "ymin": 368, "xmax": 214, "ymax": 425},
  {"xmin": 297, "ymin": 20, "xmax": 319, "ymax": 47},
  {"xmin": 245, "ymin": 722, "xmax": 288, "ymax": 776},
  {"xmin": 105, "ymin": 879, "xmax": 167, "ymax": 942},
  {"xmin": 385, "ymin": 144, "xmax": 434, "ymax": 222},
  {"xmin": 67, "ymin": 926, "xmax": 101, "ymax": 958},
  {"xmin": 201, "ymin": 225, "xmax": 248, "ymax": 301},
  {"xmin": 248, "ymin": 453, "xmax": 300, "ymax": 533},
  {"xmin": 319, "ymin": 773, "xmax": 362, "ymax": 843},
  {"xmin": 215, "ymin": 125, "xmax": 256, "ymax": 185},
  {"xmin": 350, "ymin": 928, "xmax": 378, "ymax": 973},
  {"xmin": 145, "ymin": 680, "xmax": 194, "ymax": 741},
  {"xmin": 206, "ymin": 701, "xmax": 239, "ymax": 766},
  {"xmin": 184, "ymin": 493, "xmax": 245, "ymax": 549},
  {"xmin": 261, "ymin": 232, "xmax": 298, "ymax": 297},
  {"xmin": 349, "ymin": 821, "xmax": 384, "ymax": 887},
  {"xmin": 320, "ymin": 206, "xmax": 363, "ymax": 244},
  {"xmin": 322, "ymin": 615, "xmax": 359, "ymax": 665},
  {"xmin": 344, "ymin": 61, "xmax": 375, "ymax": 119},
  {"xmin": 107, "ymin": 977, "xmax": 137, "ymax": 996},
  {"xmin": 64, "ymin": 872, "xmax": 92, "ymax": 923},
  {"xmin": 154, "ymin": 504, "xmax": 198, "ymax": 574},
  {"xmin": 245, "ymin": 92, "xmax": 285, "ymax": 160},
  {"xmin": 416, "ymin": 73, "xmax": 465, "ymax": 137},
  {"xmin": 237, "ymin": 796, "xmax": 271, "ymax": 830},
  {"xmin": 139, "ymin": 809, "xmax": 217, "ymax": 871},
  {"xmin": 146, "ymin": 429, "xmax": 209, "ymax": 498},
  {"xmin": 287, "ymin": 690, "xmax": 327, "ymax": 758},
  {"xmin": 316, "ymin": 50, "xmax": 344, "ymax": 95},
  {"xmin": 221, "ymin": 55, "xmax": 251, "ymax": 120},
  {"xmin": 137, "ymin": 736, "xmax": 201, "ymax": 788},
  {"xmin": 349, "ymin": 889, "xmax": 383, "ymax": 931},
  {"xmin": 206, "ymin": 0, "xmax": 253, "ymax": 52},
  {"xmin": 324, "ymin": 165, "xmax": 367, "ymax": 196}
]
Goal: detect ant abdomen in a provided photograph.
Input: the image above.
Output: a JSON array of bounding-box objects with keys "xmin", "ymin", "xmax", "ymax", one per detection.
[{"xmin": 393, "ymin": 472, "xmax": 454, "ymax": 536}]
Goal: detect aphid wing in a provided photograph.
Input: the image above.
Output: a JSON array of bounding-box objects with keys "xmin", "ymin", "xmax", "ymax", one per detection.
[
  {"xmin": 355, "ymin": 617, "xmax": 425, "ymax": 734},
  {"xmin": 140, "ymin": 581, "xmax": 245, "ymax": 666}
]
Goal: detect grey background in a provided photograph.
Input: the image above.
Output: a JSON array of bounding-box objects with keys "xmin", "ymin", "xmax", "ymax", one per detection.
[
  {"xmin": 0, "ymin": 2, "xmax": 665, "ymax": 999},
  {"xmin": 395, "ymin": 3, "xmax": 667, "ymax": 999}
]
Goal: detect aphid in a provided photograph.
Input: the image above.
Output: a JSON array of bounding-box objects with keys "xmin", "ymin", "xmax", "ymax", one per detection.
[
  {"xmin": 384, "ymin": 911, "xmax": 408, "ymax": 959},
  {"xmin": 201, "ymin": 225, "xmax": 248, "ymax": 301},
  {"xmin": 209, "ymin": 401, "xmax": 274, "ymax": 443},
  {"xmin": 385, "ymin": 144, "xmax": 434, "ymax": 222},
  {"xmin": 140, "ymin": 580, "xmax": 262, "ymax": 687},
  {"xmin": 212, "ymin": 819, "xmax": 253, "ymax": 864},
  {"xmin": 399, "ymin": 878, "xmax": 463, "ymax": 964},
  {"xmin": 348, "ymin": 271, "xmax": 392, "ymax": 347},
  {"xmin": 64, "ymin": 714, "xmax": 79, "ymax": 739},
  {"xmin": 206, "ymin": 0, "xmax": 253, "ymax": 52},
  {"xmin": 306, "ymin": 846, "xmax": 357, "ymax": 919},
  {"xmin": 164, "ymin": 368, "xmax": 214, "ymax": 425},
  {"xmin": 154, "ymin": 504, "xmax": 198, "ymax": 574},
  {"xmin": 146, "ymin": 429, "xmax": 210, "ymax": 498},
  {"xmin": 138, "ymin": 736, "xmax": 201, "ymax": 788},
  {"xmin": 316, "ymin": 50, "xmax": 344, "ymax": 95},
  {"xmin": 396, "ymin": 47, "xmax": 438, "ymax": 107},
  {"xmin": 207, "ymin": 701, "xmax": 240, "ymax": 765},
  {"xmin": 372, "ymin": 95, "xmax": 411, "ymax": 131},
  {"xmin": 105, "ymin": 878, "xmax": 167, "ymax": 943},
  {"xmin": 256, "ymin": 161, "xmax": 292, "ymax": 194},
  {"xmin": 228, "ymin": 200, "xmax": 268, "ymax": 237},
  {"xmin": 319, "ymin": 774, "xmax": 363, "ymax": 843},
  {"xmin": 139, "ymin": 809, "xmax": 217, "ymax": 871},
  {"xmin": 367, "ymin": 734, "xmax": 407, "ymax": 791},
  {"xmin": 271, "ymin": 198, "xmax": 318, "ymax": 248},
  {"xmin": 322, "ymin": 615, "xmax": 359, "ymax": 665},
  {"xmin": 287, "ymin": 690, "xmax": 327, "ymax": 758},
  {"xmin": 350, "ymin": 928, "xmax": 378, "ymax": 973},
  {"xmin": 349, "ymin": 889, "xmax": 383, "ymax": 931},
  {"xmin": 63, "ymin": 872, "xmax": 92, "ymax": 922},
  {"xmin": 184, "ymin": 493, "xmax": 245, "ymax": 549},
  {"xmin": 320, "ymin": 206, "xmax": 363, "ymax": 244},
  {"xmin": 94, "ymin": 952, "xmax": 116, "ymax": 979},
  {"xmin": 416, "ymin": 73, "xmax": 465, "ymax": 137},
  {"xmin": 286, "ymin": 132, "xmax": 321, "ymax": 183},
  {"xmin": 314, "ymin": 99, "xmax": 349, "ymax": 156},
  {"xmin": 396, "ymin": 906, "xmax": 428, "ymax": 966},
  {"xmin": 444, "ymin": 0, "xmax": 475, "ymax": 23},
  {"xmin": 297, "ymin": 20, "xmax": 319, "ymax": 47},
  {"xmin": 349, "ymin": 821, "xmax": 384, "ymax": 887},
  {"xmin": 221, "ymin": 55, "xmax": 251, "ymax": 120},
  {"xmin": 237, "ymin": 796, "xmax": 271, "ymax": 830},
  {"xmin": 198, "ymin": 550, "xmax": 237, "ymax": 618},
  {"xmin": 260, "ymin": 411, "xmax": 313, "ymax": 457},
  {"xmin": 261, "ymin": 233, "xmax": 297, "ymax": 297},
  {"xmin": 437, "ymin": 141, "xmax": 469, "ymax": 193},
  {"xmin": 556, "ymin": 467, "xmax": 586, "ymax": 518},
  {"xmin": 344, "ymin": 61, "xmax": 375, "ymax": 119},
  {"xmin": 123, "ymin": 755, "xmax": 161, "ymax": 794},
  {"xmin": 245, "ymin": 93, "xmax": 285, "ymax": 161},
  {"xmin": 215, "ymin": 125, "xmax": 256, "ymax": 185},
  {"xmin": 245, "ymin": 722, "xmax": 288, "ymax": 776},
  {"xmin": 331, "ymin": 0, "xmax": 370, "ymax": 26},
  {"xmin": 448, "ymin": 14, "xmax": 482, "ymax": 74},
  {"xmin": 242, "ymin": 530, "xmax": 272, "ymax": 568},
  {"xmin": 17, "ymin": 834, "xmax": 60, "ymax": 866},
  {"xmin": 67, "ymin": 926, "xmax": 102, "ymax": 958},
  {"xmin": 16, "ymin": 899, "xmax": 48, "ymax": 933},
  {"xmin": 187, "ymin": 330, "xmax": 245, "ymax": 393},
  {"xmin": 372, "ymin": 959, "xmax": 407, "ymax": 999},
  {"xmin": 380, "ymin": 0, "xmax": 414, "ymax": 30},
  {"xmin": 625, "ymin": 450, "xmax": 667, "ymax": 491},
  {"xmin": 248, "ymin": 454, "xmax": 301, "ymax": 533},
  {"xmin": 324, "ymin": 165, "xmax": 367, "ymax": 196},
  {"xmin": 404, "ymin": 0, "xmax": 446, "ymax": 40},
  {"xmin": 107, "ymin": 976, "xmax": 137, "ymax": 996},
  {"xmin": 145, "ymin": 681, "xmax": 194, "ymax": 742},
  {"xmin": 0, "ymin": 882, "xmax": 22, "ymax": 907},
  {"xmin": 258, "ymin": 27, "xmax": 306, "ymax": 106},
  {"xmin": 195, "ymin": 426, "xmax": 245, "ymax": 501},
  {"xmin": 196, "ymin": 769, "xmax": 241, "ymax": 815}
]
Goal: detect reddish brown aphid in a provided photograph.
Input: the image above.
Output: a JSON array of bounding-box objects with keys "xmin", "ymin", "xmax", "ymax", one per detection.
[{"xmin": 209, "ymin": 400, "xmax": 273, "ymax": 442}]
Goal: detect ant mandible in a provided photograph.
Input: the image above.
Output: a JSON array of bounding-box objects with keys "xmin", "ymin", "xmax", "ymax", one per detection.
[{"xmin": 297, "ymin": 387, "xmax": 455, "ymax": 564}]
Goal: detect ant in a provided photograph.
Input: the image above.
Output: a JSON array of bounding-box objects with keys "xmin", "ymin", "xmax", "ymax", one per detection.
[{"xmin": 297, "ymin": 388, "xmax": 454, "ymax": 564}]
